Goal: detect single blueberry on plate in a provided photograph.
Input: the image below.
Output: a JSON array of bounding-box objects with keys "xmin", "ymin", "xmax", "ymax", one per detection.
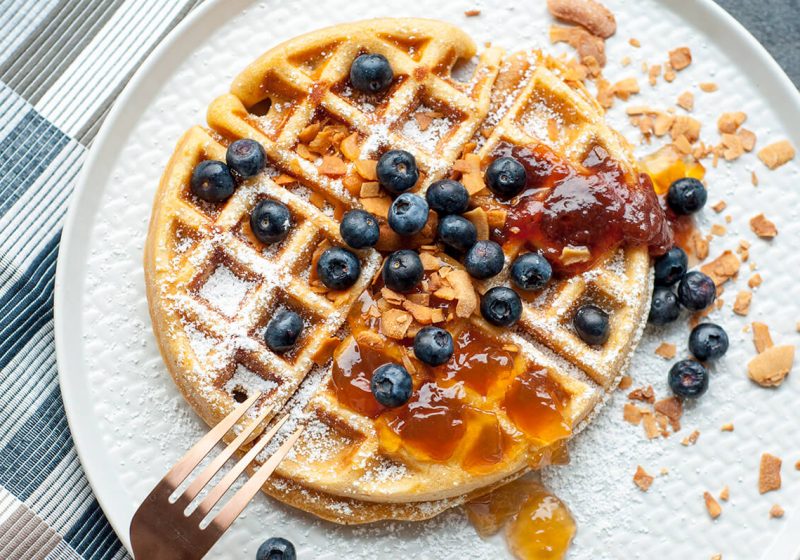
[
  {"xmin": 485, "ymin": 156, "xmax": 527, "ymax": 199},
  {"xmin": 653, "ymin": 246, "xmax": 688, "ymax": 286},
  {"xmin": 413, "ymin": 326, "xmax": 454, "ymax": 366},
  {"xmin": 250, "ymin": 199, "xmax": 291, "ymax": 244},
  {"xmin": 464, "ymin": 240, "xmax": 505, "ymax": 280},
  {"xmin": 316, "ymin": 247, "xmax": 361, "ymax": 290},
  {"xmin": 264, "ymin": 310, "xmax": 303, "ymax": 353},
  {"xmin": 191, "ymin": 160, "xmax": 236, "ymax": 202},
  {"xmin": 480, "ymin": 286, "xmax": 522, "ymax": 327},
  {"xmin": 425, "ymin": 179, "xmax": 470, "ymax": 215},
  {"xmin": 226, "ymin": 139, "xmax": 266, "ymax": 179},
  {"xmin": 573, "ymin": 304, "xmax": 610, "ymax": 345},
  {"xmin": 256, "ymin": 537, "xmax": 296, "ymax": 560},
  {"xmin": 437, "ymin": 214, "xmax": 477, "ymax": 253},
  {"xmin": 371, "ymin": 363, "xmax": 413, "ymax": 407},
  {"xmin": 667, "ymin": 177, "xmax": 707, "ymax": 215},
  {"xmin": 678, "ymin": 271, "xmax": 716, "ymax": 311},
  {"xmin": 388, "ymin": 193, "xmax": 429, "ymax": 236},
  {"xmin": 668, "ymin": 359, "xmax": 709, "ymax": 398},
  {"xmin": 689, "ymin": 323, "xmax": 729, "ymax": 361},
  {"xmin": 340, "ymin": 209, "xmax": 380, "ymax": 249},
  {"xmin": 350, "ymin": 53, "xmax": 394, "ymax": 93},
  {"xmin": 510, "ymin": 252, "xmax": 552, "ymax": 291},
  {"xmin": 377, "ymin": 150, "xmax": 418, "ymax": 194},
  {"xmin": 648, "ymin": 286, "xmax": 681, "ymax": 325},
  {"xmin": 382, "ymin": 250, "xmax": 424, "ymax": 293}
]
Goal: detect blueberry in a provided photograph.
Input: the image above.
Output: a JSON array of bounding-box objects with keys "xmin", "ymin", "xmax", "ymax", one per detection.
[
  {"xmin": 678, "ymin": 271, "xmax": 716, "ymax": 311},
  {"xmin": 382, "ymin": 250, "xmax": 424, "ymax": 293},
  {"xmin": 371, "ymin": 363, "xmax": 413, "ymax": 407},
  {"xmin": 653, "ymin": 247, "xmax": 688, "ymax": 286},
  {"xmin": 340, "ymin": 209, "xmax": 380, "ymax": 249},
  {"xmin": 485, "ymin": 156, "xmax": 527, "ymax": 199},
  {"xmin": 480, "ymin": 286, "xmax": 522, "ymax": 327},
  {"xmin": 264, "ymin": 310, "xmax": 303, "ymax": 353},
  {"xmin": 226, "ymin": 139, "xmax": 266, "ymax": 179},
  {"xmin": 350, "ymin": 53, "xmax": 394, "ymax": 94},
  {"xmin": 648, "ymin": 286, "xmax": 681, "ymax": 325},
  {"xmin": 316, "ymin": 247, "xmax": 361, "ymax": 290},
  {"xmin": 689, "ymin": 323, "xmax": 729, "ymax": 361},
  {"xmin": 250, "ymin": 199, "xmax": 291, "ymax": 244},
  {"xmin": 573, "ymin": 304, "xmax": 610, "ymax": 345},
  {"xmin": 668, "ymin": 360, "xmax": 709, "ymax": 398},
  {"xmin": 667, "ymin": 177, "xmax": 707, "ymax": 215},
  {"xmin": 388, "ymin": 193, "xmax": 429, "ymax": 236},
  {"xmin": 425, "ymin": 179, "xmax": 470, "ymax": 215},
  {"xmin": 437, "ymin": 214, "xmax": 477, "ymax": 253},
  {"xmin": 464, "ymin": 240, "xmax": 505, "ymax": 280},
  {"xmin": 510, "ymin": 252, "xmax": 552, "ymax": 291},
  {"xmin": 191, "ymin": 160, "xmax": 236, "ymax": 202},
  {"xmin": 413, "ymin": 326, "xmax": 454, "ymax": 366},
  {"xmin": 377, "ymin": 150, "xmax": 418, "ymax": 194},
  {"xmin": 256, "ymin": 537, "xmax": 296, "ymax": 560}
]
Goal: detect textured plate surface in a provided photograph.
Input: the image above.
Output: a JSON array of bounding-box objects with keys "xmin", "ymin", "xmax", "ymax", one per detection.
[{"xmin": 55, "ymin": 0, "xmax": 800, "ymax": 558}]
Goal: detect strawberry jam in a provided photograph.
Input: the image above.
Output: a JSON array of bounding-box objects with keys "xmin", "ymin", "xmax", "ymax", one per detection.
[{"xmin": 491, "ymin": 142, "xmax": 671, "ymax": 274}]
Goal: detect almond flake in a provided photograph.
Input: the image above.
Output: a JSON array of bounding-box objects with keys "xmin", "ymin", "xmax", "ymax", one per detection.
[
  {"xmin": 748, "ymin": 273, "xmax": 762, "ymax": 288},
  {"xmin": 748, "ymin": 345, "xmax": 795, "ymax": 387},
  {"xmin": 677, "ymin": 91, "xmax": 694, "ymax": 111},
  {"xmin": 717, "ymin": 111, "xmax": 747, "ymax": 134},
  {"xmin": 769, "ymin": 504, "xmax": 785, "ymax": 518},
  {"xmin": 546, "ymin": 0, "xmax": 616, "ymax": 38},
  {"xmin": 633, "ymin": 465, "xmax": 654, "ymax": 491},
  {"xmin": 655, "ymin": 342, "xmax": 676, "ymax": 359},
  {"xmin": 704, "ymin": 492, "xmax": 722, "ymax": 519},
  {"xmin": 612, "ymin": 77, "xmax": 640, "ymax": 100},
  {"xmin": 700, "ymin": 250, "xmax": 740, "ymax": 287},
  {"xmin": 733, "ymin": 290, "xmax": 752, "ymax": 316},
  {"xmin": 759, "ymin": 453, "xmax": 782, "ymax": 494},
  {"xmin": 670, "ymin": 115, "xmax": 701, "ymax": 143},
  {"xmin": 752, "ymin": 322, "xmax": 774, "ymax": 353},
  {"xmin": 738, "ymin": 128, "xmax": 756, "ymax": 151},
  {"xmin": 757, "ymin": 140, "xmax": 795, "ymax": 169},
  {"xmin": 623, "ymin": 403, "xmax": 643, "ymax": 425},
  {"xmin": 668, "ymin": 46, "xmax": 692, "ymax": 70},
  {"xmin": 699, "ymin": 82, "xmax": 718, "ymax": 92},
  {"xmin": 749, "ymin": 213, "xmax": 777, "ymax": 238},
  {"xmin": 682, "ymin": 430, "xmax": 700, "ymax": 446}
]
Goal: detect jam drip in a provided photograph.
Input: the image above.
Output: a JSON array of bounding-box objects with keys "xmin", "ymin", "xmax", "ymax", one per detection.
[{"xmin": 492, "ymin": 142, "xmax": 671, "ymax": 273}]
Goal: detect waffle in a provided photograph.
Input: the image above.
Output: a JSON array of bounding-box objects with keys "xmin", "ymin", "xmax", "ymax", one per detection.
[{"xmin": 144, "ymin": 19, "xmax": 653, "ymax": 524}]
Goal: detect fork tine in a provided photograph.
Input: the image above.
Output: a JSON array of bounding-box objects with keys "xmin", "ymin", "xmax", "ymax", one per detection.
[
  {"xmin": 181, "ymin": 403, "xmax": 274, "ymax": 503},
  {"xmin": 165, "ymin": 391, "xmax": 262, "ymax": 486},
  {"xmin": 210, "ymin": 423, "xmax": 305, "ymax": 532},
  {"xmin": 194, "ymin": 415, "xmax": 290, "ymax": 517}
]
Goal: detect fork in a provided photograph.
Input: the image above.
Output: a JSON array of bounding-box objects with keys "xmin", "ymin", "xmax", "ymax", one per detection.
[{"xmin": 130, "ymin": 392, "xmax": 305, "ymax": 559}]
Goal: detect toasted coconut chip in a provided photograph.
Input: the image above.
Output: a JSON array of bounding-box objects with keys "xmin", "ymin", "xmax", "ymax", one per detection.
[
  {"xmin": 704, "ymin": 491, "xmax": 722, "ymax": 519},
  {"xmin": 748, "ymin": 345, "xmax": 794, "ymax": 387},
  {"xmin": 681, "ymin": 430, "xmax": 700, "ymax": 446},
  {"xmin": 749, "ymin": 213, "xmax": 778, "ymax": 238},
  {"xmin": 733, "ymin": 290, "xmax": 752, "ymax": 316},
  {"xmin": 547, "ymin": 0, "xmax": 616, "ymax": 38},
  {"xmin": 759, "ymin": 453, "xmax": 782, "ymax": 494},
  {"xmin": 757, "ymin": 140, "xmax": 795, "ymax": 169},
  {"xmin": 633, "ymin": 465, "xmax": 654, "ymax": 491}
]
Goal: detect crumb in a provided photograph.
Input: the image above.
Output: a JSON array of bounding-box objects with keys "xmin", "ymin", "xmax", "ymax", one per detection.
[
  {"xmin": 621, "ymin": 55, "xmax": 631, "ymax": 66},
  {"xmin": 711, "ymin": 200, "xmax": 727, "ymax": 213},
  {"xmin": 464, "ymin": 9, "xmax": 480, "ymax": 16},
  {"xmin": 721, "ymin": 423, "xmax": 734, "ymax": 432},
  {"xmin": 629, "ymin": 37, "xmax": 640, "ymax": 47},
  {"xmin": 700, "ymin": 82, "xmax": 718, "ymax": 92},
  {"xmin": 759, "ymin": 453, "xmax": 782, "ymax": 494},
  {"xmin": 733, "ymin": 290, "xmax": 752, "ymax": 316},
  {"xmin": 749, "ymin": 214, "xmax": 778, "ymax": 238},
  {"xmin": 757, "ymin": 140, "xmax": 795, "ymax": 169},
  {"xmin": 633, "ymin": 465, "xmax": 654, "ymax": 491},
  {"xmin": 677, "ymin": 91, "xmax": 694, "ymax": 111},
  {"xmin": 711, "ymin": 555, "xmax": 722, "ymax": 560},
  {"xmin": 748, "ymin": 274, "xmax": 762, "ymax": 289},
  {"xmin": 623, "ymin": 403, "xmax": 643, "ymax": 425},
  {"xmin": 718, "ymin": 111, "xmax": 747, "ymax": 134},
  {"xmin": 751, "ymin": 171, "xmax": 759, "ymax": 186},
  {"xmin": 655, "ymin": 342, "xmax": 676, "ymax": 359},
  {"xmin": 748, "ymin": 345, "xmax": 795, "ymax": 387},
  {"xmin": 770, "ymin": 504, "xmax": 785, "ymax": 518},
  {"xmin": 660, "ymin": 467, "xmax": 669, "ymax": 475},
  {"xmin": 704, "ymin": 491, "xmax": 722, "ymax": 519},
  {"xmin": 710, "ymin": 224, "xmax": 726, "ymax": 236},
  {"xmin": 628, "ymin": 385, "xmax": 655, "ymax": 403},
  {"xmin": 668, "ymin": 47, "xmax": 692, "ymax": 70},
  {"xmin": 719, "ymin": 486, "xmax": 730, "ymax": 501},
  {"xmin": 752, "ymin": 322, "xmax": 774, "ymax": 353},
  {"xmin": 681, "ymin": 430, "xmax": 700, "ymax": 446},
  {"xmin": 641, "ymin": 411, "xmax": 660, "ymax": 439},
  {"xmin": 795, "ymin": 460, "xmax": 800, "ymax": 470},
  {"xmin": 618, "ymin": 375, "xmax": 633, "ymax": 390}
]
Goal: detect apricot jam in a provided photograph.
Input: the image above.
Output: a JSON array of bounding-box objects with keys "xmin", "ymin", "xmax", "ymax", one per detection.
[
  {"xmin": 439, "ymin": 328, "xmax": 519, "ymax": 396},
  {"xmin": 491, "ymin": 142, "xmax": 671, "ymax": 273},
  {"xmin": 503, "ymin": 368, "xmax": 571, "ymax": 446},
  {"xmin": 466, "ymin": 479, "xmax": 576, "ymax": 560},
  {"xmin": 331, "ymin": 334, "xmax": 392, "ymax": 418}
]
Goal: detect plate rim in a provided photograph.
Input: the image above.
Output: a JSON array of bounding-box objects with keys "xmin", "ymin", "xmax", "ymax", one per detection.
[{"xmin": 53, "ymin": 0, "xmax": 800, "ymax": 556}]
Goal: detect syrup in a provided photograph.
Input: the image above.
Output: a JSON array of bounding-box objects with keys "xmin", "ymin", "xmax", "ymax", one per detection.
[
  {"xmin": 491, "ymin": 142, "xmax": 672, "ymax": 273},
  {"xmin": 466, "ymin": 479, "xmax": 576, "ymax": 560}
]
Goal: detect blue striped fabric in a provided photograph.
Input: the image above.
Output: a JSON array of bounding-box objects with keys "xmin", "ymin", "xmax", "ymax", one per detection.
[{"xmin": 0, "ymin": 1, "xmax": 200, "ymax": 557}]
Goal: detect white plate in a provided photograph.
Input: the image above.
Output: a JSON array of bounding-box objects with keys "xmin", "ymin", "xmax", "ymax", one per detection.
[{"xmin": 55, "ymin": 0, "xmax": 800, "ymax": 558}]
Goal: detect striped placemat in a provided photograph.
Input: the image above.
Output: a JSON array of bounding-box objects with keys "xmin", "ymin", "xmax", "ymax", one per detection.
[{"xmin": 0, "ymin": 1, "xmax": 201, "ymax": 558}]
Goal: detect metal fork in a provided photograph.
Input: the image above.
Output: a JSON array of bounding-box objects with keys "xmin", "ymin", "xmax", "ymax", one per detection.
[{"xmin": 130, "ymin": 392, "xmax": 305, "ymax": 559}]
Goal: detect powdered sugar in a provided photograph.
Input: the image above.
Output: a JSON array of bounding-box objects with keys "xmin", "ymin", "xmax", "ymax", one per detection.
[
  {"xmin": 197, "ymin": 265, "xmax": 255, "ymax": 317},
  {"xmin": 224, "ymin": 363, "xmax": 279, "ymax": 398}
]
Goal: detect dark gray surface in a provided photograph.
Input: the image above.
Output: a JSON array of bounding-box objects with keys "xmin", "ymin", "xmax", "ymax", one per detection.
[{"xmin": 715, "ymin": 0, "xmax": 800, "ymax": 86}]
